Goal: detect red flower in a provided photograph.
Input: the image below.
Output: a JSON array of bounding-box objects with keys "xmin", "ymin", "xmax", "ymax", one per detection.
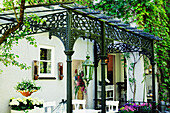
[
  {"xmin": 78, "ymin": 75, "xmax": 80, "ymax": 80},
  {"xmin": 75, "ymin": 69, "xmax": 77, "ymax": 74}
]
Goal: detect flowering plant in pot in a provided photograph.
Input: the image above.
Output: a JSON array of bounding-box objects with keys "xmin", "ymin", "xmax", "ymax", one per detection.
[
  {"xmin": 119, "ymin": 102, "xmax": 152, "ymax": 113},
  {"xmin": 74, "ymin": 69, "xmax": 87, "ymax": 98},
  {"xmin": 119, "ymin": 103, "xmax": 139, "ymax": 113},
  {"xmin": 139, "ymin": 103, "xmax": 152, "ymax": 113},
  {"xmin": 14, "ymin": 80, "xmax": 41, "ymax": 97},
  {"xmin": 9, "ymin": 97, "xmax": 43, "ymax": 112}
]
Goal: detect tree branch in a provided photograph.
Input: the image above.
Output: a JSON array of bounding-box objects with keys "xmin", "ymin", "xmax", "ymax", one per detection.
[
  {"xmin": 11, "ymin": 0, "xmax": 19, "ymax": 22},
  {"xmin": 0, "ymin": 0, "xmax": 25, "ymax": 45}
]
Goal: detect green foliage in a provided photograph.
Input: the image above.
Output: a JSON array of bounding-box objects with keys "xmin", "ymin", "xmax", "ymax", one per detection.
[{"xmin": 14, "ymin": 79, "xmax": 41, "ymax": 92}]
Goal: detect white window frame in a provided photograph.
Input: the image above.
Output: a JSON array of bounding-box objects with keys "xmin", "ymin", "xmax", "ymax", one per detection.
[{"xmin": 39, "ymin": 45, "xmax": 55, "ymax": 78}]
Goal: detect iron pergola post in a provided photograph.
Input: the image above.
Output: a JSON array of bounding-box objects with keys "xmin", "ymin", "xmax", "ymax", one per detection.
[
  {"xmin": 65, "ymin": 8, "xmax": 74, "ymax": 113},
  {"xmin": 100, "ymin": 21, "xmax": 107, "ymax": 113},
  {"xmin": 94, "ymin": 41, "xmax": 98, "ymax": 109},
  {"xmin": 64, "ymin": 50, "xmax": 74, "ymax": 113}
]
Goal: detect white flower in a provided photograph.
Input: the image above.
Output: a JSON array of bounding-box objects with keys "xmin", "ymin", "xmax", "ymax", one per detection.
[
  {"xmin": 9, "ymin": 99, "xmax": 19, "ymax": 106},
  {"xmin": 17, "ymin": 98, "xmax": 23, "ymax": 102},
  {"xmin": 39, "ymin": 99, "xmax": 44, "ymax": 104},
  {"xmin": 23, "ymin": 100, "xmax": 27, "ymax": 105},
  {"xmin": 27, "ymin": 97, "xmax": 32, "ymax": 101},
  {"xmin": 32, "ymin": 101, "xmax": 36, "ymax": 105}
]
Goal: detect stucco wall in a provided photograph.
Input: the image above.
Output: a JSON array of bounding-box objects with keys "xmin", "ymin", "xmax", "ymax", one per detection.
[{"xmin": 0, "ymin": 33, "xmax": 94, "ymax": 113}]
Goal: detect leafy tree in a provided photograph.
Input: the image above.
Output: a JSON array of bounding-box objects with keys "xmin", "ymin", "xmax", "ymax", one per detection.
[{"xmin": 92, "ymin": 0, "xmax": 170, "ymax": 102}]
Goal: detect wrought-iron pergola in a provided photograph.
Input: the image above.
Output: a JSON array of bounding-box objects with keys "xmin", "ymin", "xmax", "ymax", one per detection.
[{"xmin": 0, "ymin": 2, "xmax": 161, "ymax": 113}]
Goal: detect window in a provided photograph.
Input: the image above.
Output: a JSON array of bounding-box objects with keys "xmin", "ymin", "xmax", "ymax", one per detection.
[{"xmin": 39, "ymin": 45, "xmax": 55, "ymax": 78}]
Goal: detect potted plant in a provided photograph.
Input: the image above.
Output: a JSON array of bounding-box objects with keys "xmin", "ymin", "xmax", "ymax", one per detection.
[
  {"xmin": 119, "ymin": 103, "xmax": 139, "ymax": 113},
  {"xmin": 119, "ymin": 102, "xmax": 152, "ymax": 113},
  {"xmin": 14, "ymin": 80, "xmax": 41, "ymax": 97},
  {"xmin": 74, "ymin": 70, "xmax": 87, "ymax": 99},
  {"xmin": 9, "ymin": 97, "xmax": 44, "ymax": 113},
  {"xmin": 139, "ymin": 103, "xmax": 152, "ymax": 113}
]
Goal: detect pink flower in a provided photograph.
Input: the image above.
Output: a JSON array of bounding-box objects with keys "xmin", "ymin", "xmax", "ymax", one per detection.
[
  {"xmin": 140, "ymin": 103, "xmax": 145, "ymax": 106},
  {"xmin": 77, "ymin": 82, "xmax": 80, "ymax": 86},
  {"xmin": 81, "ymin": 71, "xmax": 84, "ymax": 77},
  {"xmin": 149, "ymin": 103, "xmax": 152, "ymax": 108},
  {"xmin": 81, "ymin": 87, "xmax": 85, "ymax": 91},
  {"xmin": 146, "ymin": 103, "xmax": 148, "ymax": 106}
]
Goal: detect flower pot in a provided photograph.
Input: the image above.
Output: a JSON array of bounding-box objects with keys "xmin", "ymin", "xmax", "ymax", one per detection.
[
  {"xmin": 18, "ymin": 90, "xmax": 37, "ymax": 97},
  {"xmin": 19, "ymin": 91, "xmax": 33, "ymax": 97},
  {"xmin": 11, "ymin": 108, "xmax": 44, "ymax": 113},
  {"xmin": 11, "ymin": 110, "xmax": 32, "ymax": 113},
  {"xmin": 11, "ymin": 110, "xmax": 24, "ymax": 113}
]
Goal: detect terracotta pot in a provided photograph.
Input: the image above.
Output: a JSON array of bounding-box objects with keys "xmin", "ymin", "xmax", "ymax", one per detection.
[
  {"xmin": 11, "ymin": 110, "xmax": 33, "ymax": 113},
  {"xmin": 11, "ymin": 108, "xmax": 44, "ymax": 113},
  {"xmin": 77, "ymin": 87, "xmax": 84, "ymax": 109},
  {"xmin": 18, "ymin": 90, "xmax": 37, "ymax": 97},
  {"xmin": 19, "ymin": 91, "xmax": 33, "ymax": 97}
]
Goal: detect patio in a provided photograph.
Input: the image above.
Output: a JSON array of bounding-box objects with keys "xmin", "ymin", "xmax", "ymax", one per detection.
[{"xmin": 0, "ymin": 1, "xmax": 161, "ymax": 113}]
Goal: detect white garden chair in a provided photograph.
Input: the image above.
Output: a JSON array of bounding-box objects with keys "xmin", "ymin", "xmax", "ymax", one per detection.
[
  {"xmin": 106, "ymin": 101, "xmax": 119, "ymax": 113},
  {"xmin": 72, "ymin": 99, "xmax": 86, "ymax": 110},
  {"xmin": 43, "ymin": 101, "xmax": 56, "ymax": 113}
]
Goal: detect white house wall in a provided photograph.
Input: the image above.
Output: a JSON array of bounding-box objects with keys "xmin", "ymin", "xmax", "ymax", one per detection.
[{"xmin": 0, "ymin": 33, "xmax": 94, "ymax": 113}]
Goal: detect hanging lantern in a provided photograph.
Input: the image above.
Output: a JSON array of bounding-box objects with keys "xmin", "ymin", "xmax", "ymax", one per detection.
[{"xmin": 82, "ymin": 55, "xmax": 94, "ymax": 81}]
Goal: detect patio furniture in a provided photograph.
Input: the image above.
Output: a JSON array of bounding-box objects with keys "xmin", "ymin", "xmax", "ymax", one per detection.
[
  {"xmin": 73, "ymin": 109, "xmax": 101, "ymax": 113},
  {"xmin": 72, "ymin": 99, "xmax": 101, "ymax": 113},
  {"xmin": 72, "ymin": 99, "xmax": 86, "ymax": 110},
  {"xmin": 106, "ymin": 101, "xmax": 119, "ymax": 113},
  {"xmin": 43, "ymin": 101, "xmax": 56, "ymax": 113}
]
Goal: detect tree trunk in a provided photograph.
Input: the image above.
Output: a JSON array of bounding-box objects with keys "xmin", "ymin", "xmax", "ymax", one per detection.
[{"xmin": 133, "ymin": 63, "xmax": 136, "ymax": 101}]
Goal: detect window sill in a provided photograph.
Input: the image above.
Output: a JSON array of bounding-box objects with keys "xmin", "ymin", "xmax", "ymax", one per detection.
[{"xmin": 38, "ymin": 77, "xmax": 56, "ymax": 80}]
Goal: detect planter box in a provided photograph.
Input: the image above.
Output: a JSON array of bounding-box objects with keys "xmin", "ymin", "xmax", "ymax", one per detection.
[{"xmin": 11, "ymin": 107, "xmax": 44, "ymax": 113}]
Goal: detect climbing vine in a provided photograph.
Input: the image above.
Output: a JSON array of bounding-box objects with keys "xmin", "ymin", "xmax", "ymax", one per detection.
[{"xmin": 122, "ymin": 52, "xmax": 144, "ymax": 101}]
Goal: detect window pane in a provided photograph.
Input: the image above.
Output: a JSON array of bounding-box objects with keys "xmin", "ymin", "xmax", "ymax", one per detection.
[
  {"xmin": 40, "ymin": 61, "xmax": 51, "ymax": 74},
  {"xmin": 40, "ymin": 48, "xmax": 51, "ymax": 60}
]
